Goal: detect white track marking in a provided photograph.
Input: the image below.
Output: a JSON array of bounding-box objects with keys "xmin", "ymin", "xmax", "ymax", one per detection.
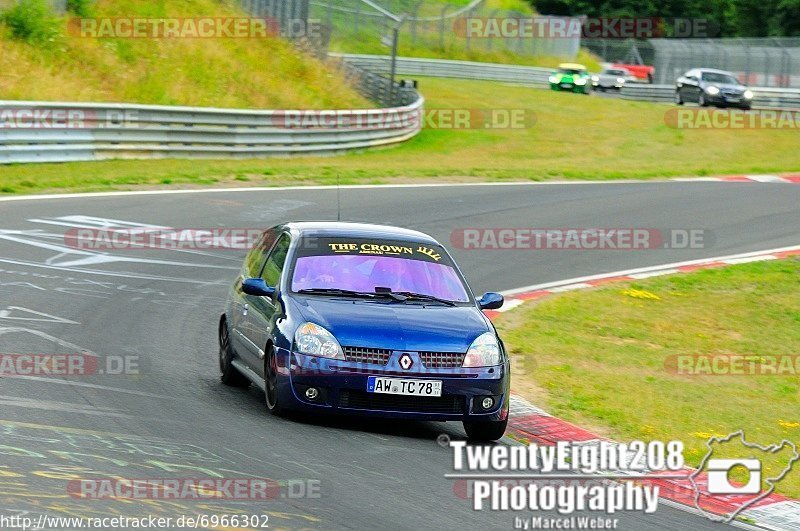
[
  {"xmin": 0, "ymin": 306, "xmax": 78, "ymax": 324},
  {"xmin": 746, "ymin": 175, "xmax": 789, "ymax": 183},
  {"xmin": 722, "ymin": 255, "xmax": 777, "ymax": 264},
  {"xmin": 0, "ymin": 326, "xmax": 95, "ymax": 356},
  {"xmin": 0, "ymin": 179, "xmax": 750, "ymax": 203},
  {"xmin": 500, "ymin": 244, "xmax": 800, "ymax": 296},
  {"xmin": 2, "ymin": 375, "xmax": 173, "ymax": 399}
]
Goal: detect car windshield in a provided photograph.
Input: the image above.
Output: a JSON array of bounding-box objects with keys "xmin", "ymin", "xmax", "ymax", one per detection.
[
  {"xmin": 701, "ymin": 72, "xmax": 740, "ymax": 84},
  {"xmin": 606, "ymin": 70, "xmax": 626, "ymax": 75},
  {"xmin": 559, "ymin": 68, "xmax": 584, "ymax": 75},
  {"xmin": 290, "ymin": 238, "xmax": 470, "ymax": 302}
]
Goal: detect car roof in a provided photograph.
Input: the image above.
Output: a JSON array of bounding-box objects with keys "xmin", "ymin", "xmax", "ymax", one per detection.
[
  {"xmin": 558, "ymin": 63, "xmax": 586, "ymax": 70},
  {"xmin": 696, "ymin": 68, "xmax": 735, "ymax": 75},
  {"xmin": 283, "ymin": 221, "xmax": 440, "ymax": 244}
]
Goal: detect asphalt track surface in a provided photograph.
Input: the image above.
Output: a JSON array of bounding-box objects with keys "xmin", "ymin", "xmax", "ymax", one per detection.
[{"xmin": 0, "ymin": 181, "xmax": 798, "ymax": 530}]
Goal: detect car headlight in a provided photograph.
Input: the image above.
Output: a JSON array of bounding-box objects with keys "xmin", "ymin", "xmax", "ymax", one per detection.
[
  {"xmin": 549, "ymin": 75, "xmax": 559, "ymax": 83},
  {"xmin": 294, "ymin": 322, "xmax": 344, "ymax": 359},
  {"xmin": 462, "ymin": 332, "xmax": 501, "ymax": 367},
  {"xmin": 591, "ymin": 75, "xmax": 599, "ymax": 82},
  {"xmin": 706, "ymin": 86, "xmax": 720, "ymax": 95},
  {"xmin": 744, "ymin": 90, "xmax": 754, "ymax": 99},
  {"xmin": 616, "ymin": 77, "xmax": 625, "ymax": 84},
  {"xmin": 574, "ymin": 78, "xmax": 587, "ymax": 85}
]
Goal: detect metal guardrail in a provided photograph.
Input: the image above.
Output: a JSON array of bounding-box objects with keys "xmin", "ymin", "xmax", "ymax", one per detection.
[
  {"xmin": 341, "ymin": 54, "xmax": 800, "ymax": 109},
  {"xmin": 620, "ymin": 84, "xmax": 800, "ymax": 109},
  {"xmin": 0, "ymin": 97, "xmax": 424, "ymax": 164},
  {"xmin": 618, "ymin": 84, "xmax": 675, "ymax": 103},
  {"xmin": 335, "ymin": 53, "xmax": 552, "ymax": 85}
]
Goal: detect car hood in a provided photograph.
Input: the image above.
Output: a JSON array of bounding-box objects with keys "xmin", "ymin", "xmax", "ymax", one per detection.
[
  {"xmin": 289, "ymin": 296, "xmax": 491, "ymax": 352},
  {"xmin": 706, "ymin": 82, "xmax": 745, "ymax": 92}
]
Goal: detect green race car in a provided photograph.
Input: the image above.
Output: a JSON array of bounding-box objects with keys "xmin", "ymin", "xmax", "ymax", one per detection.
[{"xmin": 549, "ymin": 63, "xmax": 592, "ymax": 94}]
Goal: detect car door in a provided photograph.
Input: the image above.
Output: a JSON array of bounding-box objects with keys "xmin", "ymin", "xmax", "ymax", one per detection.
[
  {"xmin": 240, "ymin": 232, "xmax": 292, "ymax": 377},
  {"xmin": 684, "ymin": 71, "xmax": 701, "ymax": 101},
  {"xmin": 230, "ymin": 228, "xmax": 278, "ymax": 367}
]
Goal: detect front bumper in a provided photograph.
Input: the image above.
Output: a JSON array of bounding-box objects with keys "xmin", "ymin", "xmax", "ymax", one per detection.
[
  {"xmin": 274, "ymin": 347, "xmax": 510, "ymax": 422},
  {"xmin": 706, "ymin": 93, "xmax": 752, "ymax": 108},
  {"xmin": 551, "ymin": 82, "xmax": 590, "ymax": 93}
]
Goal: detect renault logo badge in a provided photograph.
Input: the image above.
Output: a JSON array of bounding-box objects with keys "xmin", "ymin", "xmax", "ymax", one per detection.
[{"xmin": 398, "ymin": 353, "xmax": 413, "ymax": 370}]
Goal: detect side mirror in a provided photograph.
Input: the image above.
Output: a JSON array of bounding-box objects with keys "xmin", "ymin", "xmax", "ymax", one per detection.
[
  {"xmin": 242, "ymin": 278, "xmax": 276, "ymax": 297},
  {"xmin": 478, "ymin": 292, "xmax": 504, "ymax": 310}
]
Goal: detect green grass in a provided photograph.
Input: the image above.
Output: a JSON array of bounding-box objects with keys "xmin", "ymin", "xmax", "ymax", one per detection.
[
  {"xmin": 2, "ymin": 77, "xmax": 800, "ymax": 195},
  {"xmin": 0, "ymin": 0, "xmax": 367, "ymax": 109},
  {"xmin": 496, "ymin": 258, "xmax": 800, "ymax": 498},
  {"xmin": 324, "ymin": 0, "xmax": 602, "ymax": 70}
]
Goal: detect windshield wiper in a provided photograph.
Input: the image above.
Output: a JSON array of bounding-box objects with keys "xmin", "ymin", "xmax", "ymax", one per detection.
[
  {"xmin": 297, "ymin": 288, "xmax": 377, "ymax": 299},
  {"xmin": 298, "ymin": 287, "xmax": 457, "ymax": 306},
  {"xmin": 394, "ymin": 291, "xmax": 457, "ymax": 306}
]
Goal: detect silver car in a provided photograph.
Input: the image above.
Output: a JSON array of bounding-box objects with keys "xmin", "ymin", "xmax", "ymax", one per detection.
[{"xmin": 591, "ymin": 68, "xmax": 634, "ymax": 91}]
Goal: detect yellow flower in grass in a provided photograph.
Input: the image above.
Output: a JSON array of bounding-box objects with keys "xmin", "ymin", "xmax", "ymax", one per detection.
[
  {"xmin": 692, "ymin": 431, "xmax": 726, "ymax": 439},
  {"xmin": 621, "ymin": 289, "xmax": 661, "ymax": 301},
  {"xmin": 779, "ymin": 420, "xmax": 799, "ymax": 429}
]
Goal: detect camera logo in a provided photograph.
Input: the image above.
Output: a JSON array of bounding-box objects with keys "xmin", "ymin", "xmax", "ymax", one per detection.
[
  {"xmin": 690, "ymin": 430, "xmax": 799, "ymax": 523},
  {"xmin": 707, "ymin": 459, "xmax": 761, "ymax": 494}
]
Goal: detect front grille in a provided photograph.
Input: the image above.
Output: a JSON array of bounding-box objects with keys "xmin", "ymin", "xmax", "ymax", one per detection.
[
  {"xmin": 342, "ymin": 346, "xmax": 391, "ymax": 365},
  {"xmin": 420, "ymin": 351, "xmax": 466, "ymax": 368},
  {"xmin": 339, "ymin": 390, "xmax": 465, "ymax": 414}
]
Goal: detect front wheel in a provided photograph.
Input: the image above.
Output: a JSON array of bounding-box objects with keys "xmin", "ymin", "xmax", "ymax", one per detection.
[
  {"xmin": 464, "ymin": 419, "xmax": 508, "ymax": 441},
  {"xmin": 219, "ymin": 318, "xmax": 249, "ymax": 387},
  {"xmin": 264, "ymin": 345, "xmax": 285, "ymax": 416},
  {"xmin": 675, "ymin": 89, "xmax": 683, "ymax": 105},
  {"xmin": 698, "ymin": 93, "xmax": 708, "ymax": 107}
]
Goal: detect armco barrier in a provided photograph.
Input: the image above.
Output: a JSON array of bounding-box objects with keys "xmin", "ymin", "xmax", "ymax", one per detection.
[
  {"xmin": 334, "ymin": 53, "xmax": 552, "ymax": 85},
  {"xmin": 0, "ymin": 97, "xmax": 423, "ymax": 164},
  {"xmin": 621, "ymin": 83, "xmax": 800, "ymax": 109},
  {"xmin": 340, "ymin": 54, "xmax": 800, "ymax": 110}
]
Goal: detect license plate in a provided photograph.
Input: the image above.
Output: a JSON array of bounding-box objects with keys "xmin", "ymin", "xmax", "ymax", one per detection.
[
  {"xmin": 560, "ymin": 83, "xmax": 573, "ymax": 89},
  {"xmin": 727, "ymin": 97, "xmax": 740, "ymax": 102},
  {"xmin": 367, "ymin": 376, "xmax": 442, "ymax": 397}
]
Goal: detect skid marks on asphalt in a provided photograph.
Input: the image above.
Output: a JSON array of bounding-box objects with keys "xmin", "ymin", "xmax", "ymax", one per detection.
[{"xmin": 0, "ymin": 420, "xmax": 323, "ymax": 527}]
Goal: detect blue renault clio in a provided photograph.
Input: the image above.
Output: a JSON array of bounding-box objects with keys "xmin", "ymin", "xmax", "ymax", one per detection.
[{"xmin": 218, "ymin": 222, "xmax": 509, "ymax": 441}]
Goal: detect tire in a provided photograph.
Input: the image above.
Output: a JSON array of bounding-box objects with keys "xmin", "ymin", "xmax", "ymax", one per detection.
[
  {"xmin": 698, "ymin": 93, "xmax": 708, "ymax": 107},
  {"xmin": 675, "ymin": 89, "xmax": 683, "ymax": 105},
  {"xmin": 264, "ymin": 344, "xmax": 285, "ymax": 415},
  {"xmin": 219, "ymin": 318, "xmax": 249, "ymax": 387},
  {"xmin": 463, "ymin": 419, "xmax": 508, "ymax": 442}
]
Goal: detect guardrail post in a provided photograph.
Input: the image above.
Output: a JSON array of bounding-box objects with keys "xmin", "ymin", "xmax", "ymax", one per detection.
[{"xmin": 439, "ymin": 5, "xmax": 450, "ymax": 50}]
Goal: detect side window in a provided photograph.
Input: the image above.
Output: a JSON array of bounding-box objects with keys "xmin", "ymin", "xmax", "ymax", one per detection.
[
  {"xmin": 260, "ymin": 233, "xmax": 291, "ymax": 287},
  {"xmin": 245, "ymin": 229, "xmax": 278, "ymax": 278}
]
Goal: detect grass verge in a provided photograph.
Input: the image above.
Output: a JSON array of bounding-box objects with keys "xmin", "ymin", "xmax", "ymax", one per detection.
[
  {"xmin": 496, "ymin": 258, "xmax": 800, "ymax": 498},
  {"xmin": 0, "ymin": 0, "xmax": 367, "ymax": 109},
  {"xmin": 2, "ymin": 77, "xmax": 800, "ymax": 195},
  {"xmin": 325, "ymin": 0, "xmax": 602, "ymax": 70}
]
